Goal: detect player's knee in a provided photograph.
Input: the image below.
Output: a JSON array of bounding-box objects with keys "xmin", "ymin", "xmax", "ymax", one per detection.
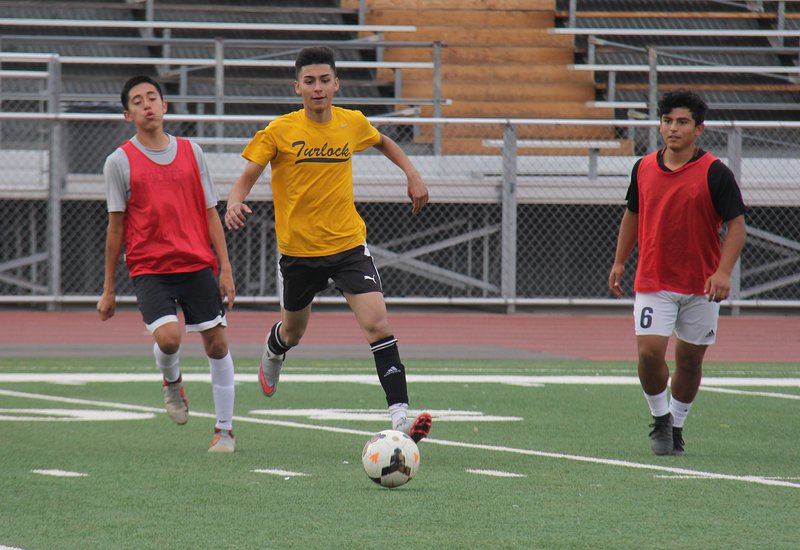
[
  {"xmin": 637, "ymin": 346, "xmax": 664, "ymax": 367},
  {"xmin": 364, "ymin": 319, "xmax": 392, "ymax": 342},
  {"xmin": 156, "ymin": 339, "xmax": 180, "ymax": 356},
  {"xmin": 205, "ymin": 340, "xmax": 229, "ymax": 359}
]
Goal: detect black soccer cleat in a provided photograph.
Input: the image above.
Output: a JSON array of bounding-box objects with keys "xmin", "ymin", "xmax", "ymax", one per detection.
[
  {"xmin": 648, "ymin": 413, "xmax": 674, "ymax": 456},
  {"xmin": 672, "ymin": 426, "xmax": 685, "ymax": 456}
]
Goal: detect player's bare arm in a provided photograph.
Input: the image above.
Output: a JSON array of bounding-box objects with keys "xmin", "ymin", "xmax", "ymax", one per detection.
[
  {"xmin": 373, "ymin": 134, "xmax": 429, "ymax": 214},
  {"xmin": 609, "ymin": 209, "xmax": 639, "ymax": 298},
  {"xmin": 704, "ymin": 214, "xmax": 746, "ymax": 302},
  {"xmin": 225, "ymin": 160, "xmax": 265, "ymax": 230},
  {"xmin": 208, "ymin": 207, "xmax": 236, "ymax": 310},
  {"xmin": 97, "ymin": 212, "xmax": 125, "ymax": 321}
]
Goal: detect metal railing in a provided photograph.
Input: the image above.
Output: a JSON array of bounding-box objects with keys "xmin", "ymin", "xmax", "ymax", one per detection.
[{"xmin": 3, "ymin": 111, "xmax": 800, "ymax": 311}]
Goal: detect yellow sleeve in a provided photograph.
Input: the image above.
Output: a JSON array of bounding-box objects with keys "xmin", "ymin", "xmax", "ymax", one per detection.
[
  {"xmin": 351, "ymin": 110, "xmax": 381, "ymax": 152},
  {"xmin": 242, "ymin": 125, "xmax": 278, "ymax": 167}
]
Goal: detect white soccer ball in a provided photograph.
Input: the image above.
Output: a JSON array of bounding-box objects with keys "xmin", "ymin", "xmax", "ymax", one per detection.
[{"xmin": 361, "ymin": 429, "xmax": 420, "ymax": 488}]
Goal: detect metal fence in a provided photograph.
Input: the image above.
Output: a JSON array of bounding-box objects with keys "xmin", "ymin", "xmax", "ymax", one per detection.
[{"xmin": 3, "ymin": 107, "xmax": 800, "ymax": 311}]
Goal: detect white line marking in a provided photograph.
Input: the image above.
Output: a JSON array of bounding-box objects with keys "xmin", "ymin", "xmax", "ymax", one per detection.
[
  {"xmin": 30, "ymin": 469, "xmax": 88, "ymax": 478},
  {"xmin": 702, "ymin": 387, "xmax": 800, "ymax": 400},
  {"xmin": 2, "ymin": 388, "xmax": 798, "ymax": 490},
  {"xmin": 0, "ymin": 408, "xmax": 155, "ymax": 421},
  {"xmin": 248, "ymin": 408, "xmax": 522, "ymax": 422},
  {"xmin": 251, "ymin": 469, "xmax": 310, "ymax": 477},
  {"xmin": 1, "ymin": 373, "xmax": 799, "ymax": 387},
  {"xmin": 466, "ymin": 469, "xmax": 527, "ymax": 478}
]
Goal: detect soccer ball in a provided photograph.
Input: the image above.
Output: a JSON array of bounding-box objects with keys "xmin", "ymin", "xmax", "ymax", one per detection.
[{"xmin": 361, "ymin": 429, "xmax": 420, "ymax": 488}]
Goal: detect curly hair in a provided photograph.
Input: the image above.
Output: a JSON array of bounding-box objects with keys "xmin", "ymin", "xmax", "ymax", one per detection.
[{"xmin": 657, "ymin": 89, "xmax": 708, "ymax": 125}]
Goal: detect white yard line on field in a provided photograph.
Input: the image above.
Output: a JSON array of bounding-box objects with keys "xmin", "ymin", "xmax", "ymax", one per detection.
[
  {"xmin": 1, "ymin": 387, "xmax": 798, "ymax": 491},
  {"xmin": 701, "ymin": 387, "xmax": 800, "ymax": 400},
  {"xmin": 466, "ymin": 469, "xmax": 527, "ymax": 478},
  {"xmin": 30, "ymin": 469, "xmax": 88, "ymax": 478},
  {"xmin": 1, "ymin": 373, "xmax": 800, "ymax": 388}
]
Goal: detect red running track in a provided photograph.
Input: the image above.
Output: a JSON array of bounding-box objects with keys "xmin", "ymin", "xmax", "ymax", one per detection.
[{"xmin": 2, "ymin": 308, "xmax": 799, "ymax": 362}]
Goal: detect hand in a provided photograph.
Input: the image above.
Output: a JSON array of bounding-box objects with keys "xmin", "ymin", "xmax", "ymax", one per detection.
[
  {"xmin": 407, "ymin": 173, "xmax": 428, "ymax": 215},
  {"xmin": 608, "ymin": 264, "xmax": 624, "ymax": 299},
  {"xmin": 97, "ymin": 292, "xmax": 116, "ymax": 321},
  {"xmin": 225, "ymin": 202, "xmax": 252, "ymax": 230},
  {"xmin": 218, "ymin": 268, "xmax": 236, "ymax": 311},
  {"xmin": 704, "ymin": 270, "xmax": 731, "ymax": 302}
]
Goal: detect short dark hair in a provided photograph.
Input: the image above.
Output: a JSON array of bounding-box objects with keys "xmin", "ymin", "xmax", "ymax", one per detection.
[
  {"xmin": 295, "ymin": 46, "xmax": 336, "ymax": 78},
  {"xmin": 120, "ymin": 75, "xmax": 163, "ymax": 110},
  {"xmin": 657, "ymin": 89, "xmax": 708, "ymax": 125}
]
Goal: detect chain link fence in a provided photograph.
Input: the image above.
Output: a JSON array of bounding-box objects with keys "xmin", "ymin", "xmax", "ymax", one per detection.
[{"xmin": 2, "ymin": 108, "xmax": 800, "ymax": 309}]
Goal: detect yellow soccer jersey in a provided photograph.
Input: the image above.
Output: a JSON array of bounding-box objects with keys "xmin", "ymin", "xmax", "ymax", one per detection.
[{"xmin": 243, "ymin": 106, "xmax": 381, "ymax": 257}]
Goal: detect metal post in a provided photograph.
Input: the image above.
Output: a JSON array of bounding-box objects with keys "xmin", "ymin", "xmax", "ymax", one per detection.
[
  {"xmin": 607, "ymin": 71, "xmax": 616, "ymax": 102},
  {"xmin": 143, "ymin": 0, "xmax": 154, "ymax": 39},
  {"xmin": 777, "ymin": 1, "xmax": 785, "ymax": 49},
  {"xmin": 727, "ymin": 126, "xmax": 743, "ymax": 315},
  {"xmin": 215, "ymin": 38, "xmax": 225, "ymax": 152},
  {"xmin": 433, "ymin": 42, "xmax": 443, "ymax": 156},
  {"xmin": 376, "ymin": 32, "xmax": 384, "ymax": 63},
  {"xmin": 568, "ymin": 0, "xmax": 577, "ymax": 29},
  {"xmin": 46, "ymin": 55, "xmax": 63, "ymax": 310},
  {"xmin": 588, "ymin": 148, "xmax": 599, "ymax": 180},
  {"xmin": 161, "ymin": 28, "xmax": 171, "ymax": 75},
  {"xmin": 358, "ymin": 0, "xmax": 366, "ymax": 26},
  {"xmin": 501, "ymin": 124, "xmax": 518, "ymax": 313},
  {"xmin": 647, "ymin": 46, "xmax": 659, "ymax": 153},
  {"xmin": 178, "ymin": 65, "xmax": 189, "ymax": 114},
  {"xmin": 394, "ymin": 69, "xmax": 402, "ymax": 114}
]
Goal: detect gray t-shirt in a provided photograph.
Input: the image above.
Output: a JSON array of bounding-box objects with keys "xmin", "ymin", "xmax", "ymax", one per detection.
[{"xmin": 103, "ymin": 134, "xmax": 218, "ymax": 213}]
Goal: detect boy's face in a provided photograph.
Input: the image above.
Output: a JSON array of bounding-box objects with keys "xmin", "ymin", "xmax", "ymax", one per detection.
[
  {"xmin": 123, "ymin": 82, "xmax": 166, "ymax": 129},
  {"xmin": 295, "ymin": 64, "xmax": 339, "ymax": 115},
  {"xmin": 659, "ymin": 106, "xmax": 703, "ymax": 153}
]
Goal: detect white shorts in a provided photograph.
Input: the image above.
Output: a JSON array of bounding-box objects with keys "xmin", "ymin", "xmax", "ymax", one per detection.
[{"xmin": 633, "ymin": 291, "xmax": 720, "ymax": 345}]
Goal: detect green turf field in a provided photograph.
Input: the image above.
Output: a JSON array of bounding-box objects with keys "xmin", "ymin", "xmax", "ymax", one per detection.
[{"xmin": 1, "ymin": 357, "xmax": 799, "ymax": 549}]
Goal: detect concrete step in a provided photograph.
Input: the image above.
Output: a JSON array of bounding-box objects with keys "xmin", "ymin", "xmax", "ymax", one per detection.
[
  {"xmin": 419, "ymin": 101, "xmax": 614, "ymax": 118},
  {"xmin": 384, "ymin": 45, "xmax": 574, "ymax": 65},
  {"xmin": 342, "ymin": 0, "xmax": 556, "ymax": 11},
  {"xmin": 395, "ymin": 64, "xmax": 589, "ymax": 82},
  {"xmin": 414, "ymin": 125, "xmax": 618, "ymax": 140},
  {"xmin": 419, "ymin": 137, "xmax": 632, "ymax": 156},
  {"xmin": 402, "ymin": 81, "xmax": 596, "ymax": 103},
  {"xmin": 383, "ymin": 28, "xmax": 572, "ymax": 48},
  {"xmin": 365, "ymin": 9, "xmax": 554, "ymax": 28}
]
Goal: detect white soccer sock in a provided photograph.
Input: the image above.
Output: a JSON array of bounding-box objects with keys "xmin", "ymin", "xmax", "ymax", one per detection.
[
  {"xmin": 209, "ymin": 352, "xmax": 235, "ymax": 431},
  {"xmin": 388, "ymin": 402, "xmax": 409, "ymax": 430},
  {"xmin": 643, "ymin": 388, "xmax": 670, "ymax": 417},
  {"xmin": 669, "ymin": 397, "xmax": 693, "ymax": 428},
  {"xmin": 154, "ymin": 343, "xmax": 180, "ymax": 382}
]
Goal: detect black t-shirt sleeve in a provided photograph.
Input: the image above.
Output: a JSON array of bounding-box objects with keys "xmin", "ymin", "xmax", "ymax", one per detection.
[
  {"xmin": 625, "ymin": 158, "xmax": 642, "ymax": 213},
  {"xmin": 708, "ymin": 160, "xmax": 746, "ymax": 221}
]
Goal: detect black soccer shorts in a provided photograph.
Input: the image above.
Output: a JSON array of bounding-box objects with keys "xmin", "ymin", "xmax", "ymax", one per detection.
[{"xmin": 278, "ymin": 245, "xmax": 383, "ymax": 311}]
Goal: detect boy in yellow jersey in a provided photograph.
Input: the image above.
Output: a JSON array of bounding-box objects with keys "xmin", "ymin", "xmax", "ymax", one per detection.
[{"xmin": 225, "ymin": 46, "xmax": 431, "ymax": 442}]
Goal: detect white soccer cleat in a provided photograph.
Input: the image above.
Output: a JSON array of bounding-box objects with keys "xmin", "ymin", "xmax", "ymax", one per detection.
[
  {"xmin": 259, "ymin": 337, "xmax": 285, "ymax": 397},
  {"xmin": 162, "ymin": 375, "xmax": 188, "ymax": 425},
  {"xmin": 208, "ymin": 428, "xmax": 235, "ymax": 453}
]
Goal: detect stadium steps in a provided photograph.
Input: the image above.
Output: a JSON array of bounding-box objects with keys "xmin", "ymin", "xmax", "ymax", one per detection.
[
  {"xmin": 345, "ymin": 0, "xmax": 616, "ymax": 155},
  {"xmin": 555, "ymin": 0, "xmax": 800, "ymax": 122}
]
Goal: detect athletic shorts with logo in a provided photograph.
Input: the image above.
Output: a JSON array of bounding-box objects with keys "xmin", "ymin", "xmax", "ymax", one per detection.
[
  {"xmin": 633, "ymin": 290, "xmax": 720, "ymax": 345},
  {"xmin": 132, "ymin": 267, "xmax": 227, "ymax": 334},
  {"xmin": 278, "ymin": 244, "xmax": 382, "ymax": 311}
]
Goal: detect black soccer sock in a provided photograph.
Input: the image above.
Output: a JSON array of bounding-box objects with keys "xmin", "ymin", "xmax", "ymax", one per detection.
[
  {"xmin": 371, "ymin": 335, "xmax": 408, "ymax": 406},
  {"xmin": 267, "ymin": 321, "xmax": 291, "ymax": 355}
]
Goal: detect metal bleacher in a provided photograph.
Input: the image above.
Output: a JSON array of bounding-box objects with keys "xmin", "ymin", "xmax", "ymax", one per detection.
[
  {"xmin": 554, "ymin": 0, "xmax": 800, "ymax": 123},
  {"xmin": 0, "ymin": 0, "xmax": 445, "ymax": 118}
]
